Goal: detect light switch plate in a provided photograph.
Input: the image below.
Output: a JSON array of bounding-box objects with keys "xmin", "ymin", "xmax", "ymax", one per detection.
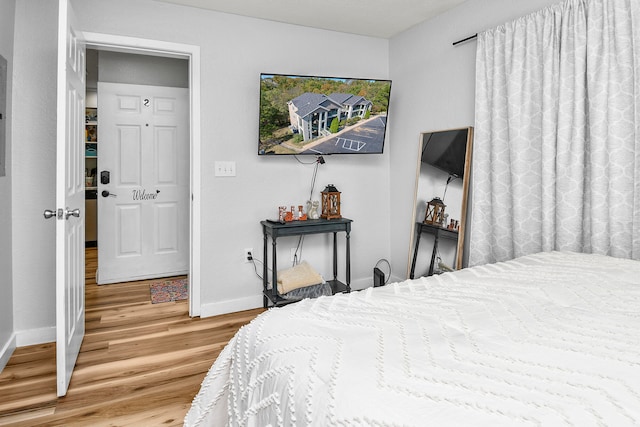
[{"xmin": 214, "ymin": 161, "xmax": 236, "ymax": 177}]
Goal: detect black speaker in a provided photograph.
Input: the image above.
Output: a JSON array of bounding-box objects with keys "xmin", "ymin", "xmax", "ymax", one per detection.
[{"xmin": 373, "ymin": 267, "xmax": 385, "ymax": 287}]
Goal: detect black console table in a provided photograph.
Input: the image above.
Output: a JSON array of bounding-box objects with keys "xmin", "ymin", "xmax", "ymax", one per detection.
[
  {"xmin": 409, "ymin": 222, "xmax": 458, "ymax": 279},
  {"xmin": 261, "ymin": 218, "xmax": 352, "ymax": 308}
]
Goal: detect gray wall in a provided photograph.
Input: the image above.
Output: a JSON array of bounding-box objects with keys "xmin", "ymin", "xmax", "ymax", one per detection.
[
  {"xmin": 74, "ymin": 0, "xmax": 391, "ymax": 315},
  {"xmin": 11, "ymin": 0, "xmax": 58, "ymax": 344},
  {"xmin": 9, "ymin": 0, "xmax": 390, "ymax": 344},
  {"xmin": 388, "ymin": 0, "xmax": 562, "ymax": 276},
  {"xmin": 4, "ymin": 0, "xmax": 567, "ymax": 350},
  {"xmin": 0, "ymin": 0, "xmax": 15, "ymax": 371},
  {"xmin": 97, "ymin": 51, "xmax": 188, "ymax": 88}
]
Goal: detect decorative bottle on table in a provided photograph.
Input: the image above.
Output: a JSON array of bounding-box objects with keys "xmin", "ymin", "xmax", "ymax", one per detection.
[{"xmin": 307, "ymin": 200, "xmax": 320, "ymax": 220}]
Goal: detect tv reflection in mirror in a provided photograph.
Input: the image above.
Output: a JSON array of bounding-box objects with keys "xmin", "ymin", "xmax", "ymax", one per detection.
[
  {"xmin": 259, "ymin": 73, "xmax": 392, "ymax": 155},
  {"xmin": 420, "ymin": 128, "xmax": 469, "ymax": 178}
]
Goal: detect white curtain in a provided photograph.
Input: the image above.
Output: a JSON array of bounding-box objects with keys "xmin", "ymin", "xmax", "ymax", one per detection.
[{"xmin": 469, "ymin": 0, "xmax": 640, "ymax": 266}]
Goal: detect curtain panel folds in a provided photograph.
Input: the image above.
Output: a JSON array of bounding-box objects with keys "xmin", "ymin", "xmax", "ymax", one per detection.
[{"xmin": 469, "ymin": 0, "xmax": 640, "ymax": 266}]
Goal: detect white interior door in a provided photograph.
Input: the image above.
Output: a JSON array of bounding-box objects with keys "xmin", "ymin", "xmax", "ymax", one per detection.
[
  {"xmin": 55, "ymin": 0, "xmax": 86, "ymax": 397},
  {"xmin": 97, "ymin": 83, "xmax": 189, "ymax": 284}
]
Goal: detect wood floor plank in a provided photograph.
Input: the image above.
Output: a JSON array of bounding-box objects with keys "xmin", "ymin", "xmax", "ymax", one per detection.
[{"xmin": 0, "ymin": 247, "xmax": 265, "ymax": 425}]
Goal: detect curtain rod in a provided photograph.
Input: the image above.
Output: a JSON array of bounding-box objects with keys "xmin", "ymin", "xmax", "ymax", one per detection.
[{"xmin": 453, "ymin": 33, "xmax": 478, "ymax": 46}]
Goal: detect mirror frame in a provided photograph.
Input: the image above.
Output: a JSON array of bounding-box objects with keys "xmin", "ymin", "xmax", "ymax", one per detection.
[{"xmin": 406, "ymin": 127, "xmax": 473, "ymax": 278}]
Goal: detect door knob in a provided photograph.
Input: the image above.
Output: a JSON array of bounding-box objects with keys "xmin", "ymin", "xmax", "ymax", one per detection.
[
  {"xmin": 65, "ymin": 208, "xmax": 81, "ymax": 220},
  {"xmin": 101, "ymin": 190, "xmax": 117, "ymax": 198},
  {"xmin": 43, "ymin": 209, "xmax": 59, "ymax": 219}
]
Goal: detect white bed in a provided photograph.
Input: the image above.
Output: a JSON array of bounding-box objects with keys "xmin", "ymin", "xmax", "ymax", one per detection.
[{"xmin": 185, "ymin": 251, "xmax": 640, "ymax": 426}]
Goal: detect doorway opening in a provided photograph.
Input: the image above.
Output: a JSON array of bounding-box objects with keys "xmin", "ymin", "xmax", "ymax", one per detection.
[{"xmin": 83, "ymin": 33, "xmax": 202, "ymax": 317}]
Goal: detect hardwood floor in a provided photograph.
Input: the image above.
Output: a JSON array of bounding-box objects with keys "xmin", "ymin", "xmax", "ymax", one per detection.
[{"xmin": 0, "ymin": 247, "xmax": 264, "ymax": 426}]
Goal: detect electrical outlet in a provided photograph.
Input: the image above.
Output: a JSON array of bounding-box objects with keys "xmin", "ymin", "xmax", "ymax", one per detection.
[{"xmin": 244, "ymin": 248, "xmax": 253, "ymax": 263}]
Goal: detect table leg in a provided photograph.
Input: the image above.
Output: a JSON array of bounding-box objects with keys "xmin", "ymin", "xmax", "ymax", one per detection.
[
  {"xmin": 428, "ymin": 231, "xmax": 439, "ymax": 276},
  {"xmin": 332, "ymin": 232, "xmax": 338, "ymax": 282},
  {"xmin": 345, "ymin": 229, "xmax": 351, "ymax": 292},
  {"xmin": 272, "ymin": 238, "xmax": 278, "ymax": 304},
  {"xmin": 263, "ymin": 231, "xmax": 268, "ymax": 308},
  {"xmin": 410, "ymin": 227, "xmax": 421, "ymax": 279}
]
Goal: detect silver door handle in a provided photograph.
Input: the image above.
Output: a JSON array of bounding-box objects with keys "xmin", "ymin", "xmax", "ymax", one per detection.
[
  {"xmin": 43, "ymin": 209, "xmax": 59, "ymax": 219},
  {"xmin": 65, "ymin": 208, "xmax": 81, "ymax": 220}
]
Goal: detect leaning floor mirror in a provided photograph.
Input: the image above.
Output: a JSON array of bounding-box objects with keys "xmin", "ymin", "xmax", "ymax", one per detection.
[{"xmin": 407, "ymin": 127, "xmax": 473, "ymax": 279}]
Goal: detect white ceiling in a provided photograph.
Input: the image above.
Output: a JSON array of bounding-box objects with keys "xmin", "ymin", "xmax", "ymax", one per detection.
[{"xmin": 153, "ymin": 0, "xmax": 467, "ymax": 38}]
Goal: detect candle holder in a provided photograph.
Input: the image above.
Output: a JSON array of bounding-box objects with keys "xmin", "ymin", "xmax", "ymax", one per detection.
[
  {"xmin": 321, "ymin": 184, "xmax": 342, "ymax": 219},
  {"xmin": 424, "ymin": 197, "xmax": 446, "ymax": 226}
]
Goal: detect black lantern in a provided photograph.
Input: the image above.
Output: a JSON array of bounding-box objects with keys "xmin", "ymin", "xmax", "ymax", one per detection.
[
  {"xmin": 424, "ymin": 197, "xmax": 446, "ymax": 226},
  {"xmin": 321, "ymin": 184, "xmax": 341, "ymax": 219}
]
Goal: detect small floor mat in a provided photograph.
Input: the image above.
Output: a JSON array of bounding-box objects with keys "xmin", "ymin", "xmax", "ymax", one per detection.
[{"xmin": 149, "ymin": 278, "xmax": 188, "ymax": 304}]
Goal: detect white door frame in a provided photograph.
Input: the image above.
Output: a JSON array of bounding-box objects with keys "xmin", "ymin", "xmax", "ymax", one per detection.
[{"xmin": 83, "ymin": 32, "xmax": 201, "ymax": 316}]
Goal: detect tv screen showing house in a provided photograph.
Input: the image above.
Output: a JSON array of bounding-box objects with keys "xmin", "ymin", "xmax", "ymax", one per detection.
[{"xmin": 259, "ymin": 73, "xmax": 392, "ymax": 155}]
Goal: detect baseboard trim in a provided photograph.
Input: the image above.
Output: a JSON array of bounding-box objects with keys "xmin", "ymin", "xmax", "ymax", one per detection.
[
  {"xmin": 199, "ymin": 295, "xmax": 263, "ymax": 318},
  {"xmin": 15, "ymin": 326, "xmax": 56, "ymax": 347},
  {"xmin": 349, "ymin": 277, "xmax": 375, "ymax": 291},
  {"xmin": 0, "ymin": 333, "xmax": 17, "ymax": 372},
  {"xmin": 199, "ymin": 278, "xmax": 383, "ymax": 318}
]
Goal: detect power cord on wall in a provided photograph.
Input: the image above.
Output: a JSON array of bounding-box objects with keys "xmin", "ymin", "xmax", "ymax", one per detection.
[
  {"xmin": 290, "ymin": 155, "xmax": 325, "ymax": 266},
  {"xmin": 249, "ymin": 156, "xmax": 326, "ymax": 285},
  {"xmin": 441, "ymin": 174, "xmax": 458, "ymax": 203},
  {"xmin": 247, "ymin": 250, "xmax": 269, "ymax": 282}
]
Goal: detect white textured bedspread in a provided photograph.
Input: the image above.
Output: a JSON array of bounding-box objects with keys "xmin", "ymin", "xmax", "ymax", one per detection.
[{"xmin": 185, "ymin": 252, "xmax": 640, "ymax": 426}]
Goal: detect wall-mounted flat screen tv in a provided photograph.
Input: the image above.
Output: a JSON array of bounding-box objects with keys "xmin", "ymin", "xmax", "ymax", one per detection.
[
  {"xmin": 421, "ymin": 128, "xmax": 469, "ymax": 178},
  {"xmin": 259, "ymin": 73, "xmax": 392, "ymax": 155}
]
